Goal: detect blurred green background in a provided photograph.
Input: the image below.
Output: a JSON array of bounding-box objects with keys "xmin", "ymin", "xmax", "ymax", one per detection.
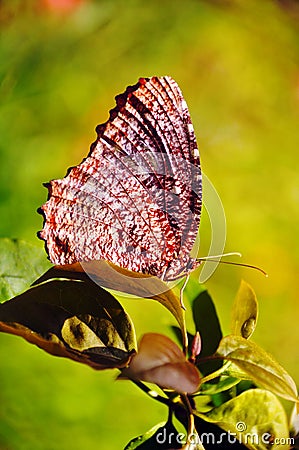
[{"xmin": 1, "ymin": 0, "xmax": 299, "ymax": 448}]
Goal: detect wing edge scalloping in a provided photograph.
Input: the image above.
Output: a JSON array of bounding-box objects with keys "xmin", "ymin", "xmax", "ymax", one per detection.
[{"xmin": 38, "ymin": 76, "xmax": 202, "ymax": 281}]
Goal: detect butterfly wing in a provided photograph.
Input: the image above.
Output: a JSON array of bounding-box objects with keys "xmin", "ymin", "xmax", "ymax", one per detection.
[{"xmin": 39, "ymin": 76, "xmax": 202, "ymax": 280}]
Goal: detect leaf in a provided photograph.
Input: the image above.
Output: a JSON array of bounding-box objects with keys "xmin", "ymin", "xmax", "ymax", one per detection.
[
  {"xmin": 183, "ymin": 273, "xmax": 206, "ymax": 303},
  {"xmin": 193, "ymin": 415, "xmax": 248, "ymax": 449},
  {"xmin": 191, "ymin": 290, "xmax": 222, "ymax": 376},
  {"xmin": 124, "ymin": 421, "xmax": 206, "ymax": 449},
  {"xmin": 33, "ymin": 261, "xmax": 187, "ymax": 344},
  {"xmin": 193, "ymin": 394, "xmax": 214, "ymax": 413},
  {"xmin": 200, "ymin": 376, "xmax": 240, "ymax": 395},
  {"xmin": 185, "ymin": 438, "xmax": 206, "ymax": 450},
  {"xmin": 205, "ymin": 389, "xmax": 290, "ymax": 450},
  {"xmin": 121, "ymin": 333, "xmax": 200, "ymax": 394},
  {"xmin": 193, "ymin": 377, "xmax": 242, "ymax": 414},
  {"xmin": 124, "ymin": 421, "xmax": 183, "ymax": 449},
  {"xmin": 290, "ymin": 403, "xmax": 299, "ymax": 436},
  {"xmin": 216, "ymin": 335, "xmax": 298, "ymax": 402},
  {"xmin": 0, "ymin": 278, "xmax": 137, "ymax": 370},
  {"xmin": 231, "ymin": 281, "xmax": 258, "ymax": 339},
  {"xmin": 0, "ymin": 238, "xmax": 51, "ymax": 302}
]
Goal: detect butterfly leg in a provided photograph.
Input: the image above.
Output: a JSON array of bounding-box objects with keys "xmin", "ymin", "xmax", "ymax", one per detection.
[
  {"xmin": 160, "ymin": 267, "xmax": 167, "ymax": 281},
  {"xmin": 179, "ymin": 274, "xmax": 190, "ymax": 310}
]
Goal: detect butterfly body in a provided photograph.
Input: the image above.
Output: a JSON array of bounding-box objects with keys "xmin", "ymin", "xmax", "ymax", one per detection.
[{"xmin": 39, "ymin": 76, "xmax": 202, "ymax": 281}]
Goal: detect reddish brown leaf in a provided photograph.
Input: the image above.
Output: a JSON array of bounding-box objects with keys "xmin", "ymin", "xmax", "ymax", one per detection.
[{"xmin": 122, "ymin": 333, "xmax": 200, "ymax": 394}]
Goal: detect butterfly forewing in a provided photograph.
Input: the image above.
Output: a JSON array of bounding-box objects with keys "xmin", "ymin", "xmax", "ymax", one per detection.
[{"xmin": 39, "ymin": 76, "xmax": 202, "ymax": 281}]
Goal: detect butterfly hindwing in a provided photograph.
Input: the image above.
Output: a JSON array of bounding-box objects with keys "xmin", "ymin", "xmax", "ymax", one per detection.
[{"xmin": 39, "ymin": 76, "xmax": 202, "ymax": 280}]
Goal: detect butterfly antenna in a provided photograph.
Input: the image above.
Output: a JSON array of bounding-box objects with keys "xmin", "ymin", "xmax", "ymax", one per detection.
[{"xmin": 196, "ymin": 252, "xmax": 268, "ymax": 276}]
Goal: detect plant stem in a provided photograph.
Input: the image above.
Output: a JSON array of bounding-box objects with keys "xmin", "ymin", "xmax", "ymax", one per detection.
[
  {"xmin": 178, "ymin": 275, "xmax": 189, "ymax": 355},
  {"xmin": 181, "ymin": 394, "xmax": 195, "ymax": 448},
  {"xmin": 132, "ymin": 380, "xmax": 205, "ymax": 448}
]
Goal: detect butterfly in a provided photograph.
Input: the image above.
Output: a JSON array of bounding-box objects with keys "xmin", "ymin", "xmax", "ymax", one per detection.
[{"xmin": 38, "ymin": 76, "xmax": 202, "ymax": 282}]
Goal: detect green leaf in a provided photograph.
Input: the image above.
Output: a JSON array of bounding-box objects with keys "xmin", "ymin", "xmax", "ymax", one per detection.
[
  {"xmin": 0, "ymin": 278, "xmax": 136, "ymax": 370},
  {"xmin": 193, "ymin": 415, "xmax": 249, "ymax": 449},
  {"xmin": 191, "ymin": 290, "xmax": 222, "ymax": 376},
  {"xmin": 33, "ymin": 261, "xmax": 187, "ymax": 345},
  {"xmin": 231, "ymin": 281, "xmax": 258, "ymax": 339},
  {"xmin": 193, "ymin": 394, "xmax": 214, "ymax": 413},
  {"xmin": 206, "ymin": 389, "xmax": 290, "ymax": 450},
  {"xmin": 216, "ymin": 335, "xmax": 298, "ymax": 402},
  {"xmin": 0, "ymin": 238, "xmax": 51, "ymax": 302},
  {"xmin": 200, "ymin": 376, "xmax": 240, "ymax": 395},
  {"xmin": 124, "ymin": 421, "xmax": 182, "ymax": 449}
]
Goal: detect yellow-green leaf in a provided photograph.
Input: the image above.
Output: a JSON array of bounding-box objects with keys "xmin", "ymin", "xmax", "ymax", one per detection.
[
  {"xmin": 0, "ymin": 238, "xmax": 50, "ymax": 302},
  {"xmin": 231, "ymin": 280, "xmax": 258, "ymax": 339},
  {"xmin": 200, "ymin": 376, "xmax": 240, "ymax": 396},
  {"xmin": 124, "ymin": 421, "xmax": 181, "ymax": 449},
  {"xmin": 216, "ymin": 335, "xmax": 298, "ymax": 403},
  {"xmin": 206, "ymin": 389, "xmax": 290, "ymax": 450}
]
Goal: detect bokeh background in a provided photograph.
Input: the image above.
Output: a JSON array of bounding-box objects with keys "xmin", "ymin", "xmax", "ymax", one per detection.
[{"xmin": 1, "ymin": 0, "xmax": 299, "ymax": 448}]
